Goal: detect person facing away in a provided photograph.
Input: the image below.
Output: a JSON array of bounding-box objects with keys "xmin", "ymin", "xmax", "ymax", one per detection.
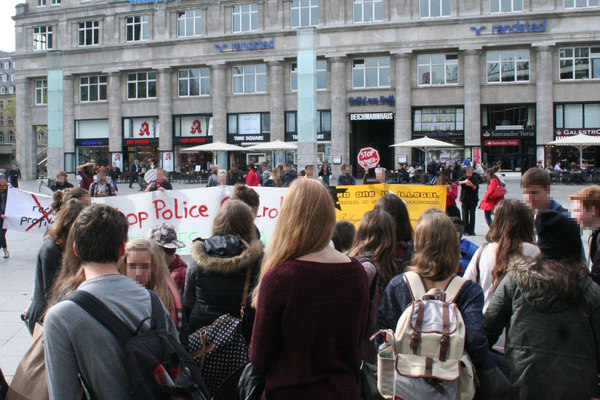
[
  {"xmin": 374, "ymin": 194, "xmax": 414, "ymax": 272},
  {"xmin": 145, "ymin": 168, "xmax": 172, "ymax": 192},
  {"xmin": 458, "ymin": 166, "xmax": 479, "ymax": 236},
  {"xmin": 331, "ymin": 219, "xmax": 356, "ymax": 254},
  {"xmin": 337, "ymin": 163, "xmax": 356, "ymax": 185},
  {"xmin": 43, "ymin": 204, "xmax": 179, "ymax": 400},
  {"xmin": 249, "ymin": 178, "xmax": 370, "ymax": 400},
  {"xmin": 0, "ymin": 173, "xmax": 9, "ymax": 258},
  {"xmin": 245, "ymin": 162, "xmax": 260, "ymax": 187},
  {"xmin": 24, "ymin": 199, "xmax": 85, "ymax": 335},
  {"xmin": 184, "ymin": 200, "xmax": 263, "ymax": 341},
  {"xmin": 484, "ymin": 209, "xmax": 600, "ymax": 400},
  {"xmin": 206, "ymin": 164, "xmax": 219, "ymax": 187},
  {"xmin": 479, "ymin": 168, "xmax": 503, "ymax": 227},
  {"xmin": 521, "ymin": 167, "xmax": 569, "ymax": 218},
  {"xmin": 571, "ymin": 186, "xmax": 600, "ymax": 286}
]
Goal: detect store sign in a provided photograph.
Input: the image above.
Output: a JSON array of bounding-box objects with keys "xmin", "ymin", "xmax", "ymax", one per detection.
[
  {"xmin": 229, "ymin": 133, "xmax": 270, "ymax": 144},
  {"xmin": 285, "ymin": 132, "xmax": 331, "ymax": 142},
  {"xmin": 470, "ymin": 20, "xmax": 546, "ymax": 36},
  {"xmin": 162, "ymin": 152, "xmax": 174, "ymax": 172},
  {"xmin": 126, "ymin": 139, "xmax": 152, "ymax": 145},
  {"xmin": 413, "ymin": 132, "xmax": 464, "ymax": 144},
  {"xmin": 78, "ymin": 139, "xmax": 108, "ymax": 146},
  {"xmin": 348, "ymin": 95, "xmax": 395, "ymax": 106},
  {"xmin": 179, "ymin": 116, "xmax": 212, "ymax": 138},
  {"xmin": 129, "ymin": 0, "xmax": 168, "ymax": 5},
  {"xmin": 215, "ymin": 38, "xmax": 275, "ymax": 53},
  {"xmin": 180, "ymin": 137, "xmax": 211, "ymax": 144},
  {"xmin": 484, "ymin": 139, "xmax": 520, "ymax": 146},
  {"xmin": 482, "ymin": 130, "xmax": 535, "ymax": 138},
  {"xmin": 350, "ymin": 112, "xmax": 394, "ymax": 121},
  {"xmin": 555, "ymin": 128, "xmax": 600, "ymax": 137}
]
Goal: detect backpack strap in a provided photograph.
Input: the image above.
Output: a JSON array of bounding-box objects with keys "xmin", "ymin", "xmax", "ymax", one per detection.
[
  {"xmin": 474, "ymin": 243, "xmax": 489, "ymax": 284},
  {"xmin": 444, "ymin": 275, "xmax": 466, "ymax": 303},
  {"xmin": 67, "ymin": 290, "xmax": 135, "ymax": 347},
  {"xmin": 404, "ymin": 271, "xmax": 426, "ymax": 301},
  {"xmin": 148, "ymin": 290, "xmax": 167, "ymax": 332}
]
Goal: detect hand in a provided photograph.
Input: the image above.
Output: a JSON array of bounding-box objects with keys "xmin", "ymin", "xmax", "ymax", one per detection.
[
  {"xmin": 97, "ymin": 192, "xmax": 107, "ymax": 198},
  {"xmin": 158, "ymin": 186, "xmax": 166, "ymax": 192}
]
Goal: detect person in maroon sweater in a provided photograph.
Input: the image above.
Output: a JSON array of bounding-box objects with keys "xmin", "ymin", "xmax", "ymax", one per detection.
[{"xmin": 249, "ymin": 178, "xmax": 370, "ymax": 400}]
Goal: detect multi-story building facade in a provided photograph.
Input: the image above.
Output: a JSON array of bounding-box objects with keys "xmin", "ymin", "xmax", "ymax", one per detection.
[
  {"xmin": 12, "ymin": 0, "xmax": 600, "ymax": 179},
  {"xmin": 0, "ymin": 52, "xmax": 16, "ymax": 167}
]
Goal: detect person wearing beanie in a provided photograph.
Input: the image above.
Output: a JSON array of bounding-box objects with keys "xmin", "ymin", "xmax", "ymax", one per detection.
[
  {"xmin": 0, "ymin": 173, "xmax": 8, "ymax": 258},
  {"xmin": 570, "ymin": 185, "xmax": 600, "ymax": 286},
  {"xmin": 484, "ymin": 209, "xmax": 600, "ymax": 399}
]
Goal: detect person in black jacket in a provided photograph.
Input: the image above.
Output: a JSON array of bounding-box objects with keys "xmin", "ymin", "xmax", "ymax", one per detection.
[
  {"xmin": 183, "ymin": 200, "xmax": 263, "ymax": 341},
  {"xmin": 458, "ymin": 166, "xmax": 479, "ymax": 236},
  {"xmin": 23, "ymin": 199, "xmax": 85, "ymax": 334},
  {"xmin": 128, "ymin": 159, "xmax": 141, "ymax": 188},
  {"xmin": 571, "ymin": 185, "xmax": 600, "ymax": 285}
]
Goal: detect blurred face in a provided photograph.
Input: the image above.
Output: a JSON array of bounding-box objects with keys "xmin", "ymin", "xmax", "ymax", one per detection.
[
  {"xmin": 126, "ymin": 250, "xmax": 152, "ymax": 287},
  {"xmin": 522, "ymin": 185, "xmax": 550, "ymax": 211},
  {"xmin": 572, "ymin": 200, "xmax": 598, "ymax": 229},
  {"xmin": 273, "ymin": 169, "xmax": 280, "ymax": 180},
  {"xmin": 57, "ymin": 174, "xmax": 66, "ymax": 183},
  {"xmin": 157, "ymin": 170, "xmax": 166, "ymax": 181},
  {"xmin": 344, "ymin": 166, "xmax": 350, "ymax": 176},
  {"xmin": 97, "ymin": 170, "xmax": 107, "ymax": 181},
  {"xmin": 306, "ymin": 166, "xmax": 314, "ymax": 178},
  {"xmin": 465, "ymin": 167, "xmax": 473, "ymax": 177},
  {"xmin": 0, "ymin": 177, "xmax": 7, "ymax": 186}
]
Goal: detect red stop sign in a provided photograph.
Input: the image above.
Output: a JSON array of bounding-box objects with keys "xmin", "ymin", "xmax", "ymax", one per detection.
[{"xmin": 357, "ymin": 147, "xmax": 380, "ymax": 169}]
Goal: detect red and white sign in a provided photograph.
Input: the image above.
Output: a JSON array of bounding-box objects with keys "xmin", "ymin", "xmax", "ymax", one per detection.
[
  {"xmin": 357, "ymin": 147, "xmax": 380, "ymax": 169},
  {"xmin": 484, "ymin": 139, "xmax": 520, "ymax": 147}
]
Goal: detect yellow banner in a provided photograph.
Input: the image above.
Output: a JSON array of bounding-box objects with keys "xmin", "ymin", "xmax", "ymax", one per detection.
[{"xmin": 334, "ymin": 184, "xmax": 447, "ymax": 228}]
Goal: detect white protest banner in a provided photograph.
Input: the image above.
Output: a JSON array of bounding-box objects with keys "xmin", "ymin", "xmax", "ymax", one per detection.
[{"xmin": 4, "ymin": 188, "xmax": 54, "ymax": 233}]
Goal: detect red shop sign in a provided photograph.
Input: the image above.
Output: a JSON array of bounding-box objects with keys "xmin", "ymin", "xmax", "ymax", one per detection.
[{"xmin": 484, "ymin": 139, "xmax": 520, "ymax": 147}]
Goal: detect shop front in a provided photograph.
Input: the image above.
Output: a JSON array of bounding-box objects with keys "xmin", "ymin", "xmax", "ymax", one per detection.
[
  {"xmin": 75, "ymin": 119, "xmax": 110, "ymax": 167},
  {"xmin": 412, "ymin": 106, "xmax": 464, "ymax": 166},
  {"xmin": 285, "ymin": 110, "xmax": 331, "ymax": 167},
  {"xmin": 349, "ymin": 112, "xmax": 395, "ymax": 174},
  {"xmin": 227, "ymin": 112, "xmax": 269, "ymax": 168},
  {"xmin": 553, "ymin": 103, "xmax": 600, "ymax": 168},
  {"xmin": 481, "ymin": 104, "xmax": 536, "ymax": 171},
  {"xmin": 174, "ymin": 114, "xmax": 213, "ymax": 174},
  {"xmin": 122, "ymin": 116, "xmax": 160, "ymax": 172}
]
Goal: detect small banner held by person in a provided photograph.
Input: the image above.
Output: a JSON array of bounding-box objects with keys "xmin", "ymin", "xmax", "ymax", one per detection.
[{"xmin": 357, "ymin": 147, "xmax": 380, "ymax": 169}]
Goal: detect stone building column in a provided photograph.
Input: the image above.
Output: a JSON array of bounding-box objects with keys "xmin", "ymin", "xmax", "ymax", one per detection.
[
  {"xmin": 158, "ymin": 67, "xmax": 173, "ymax": 154},
  {"xmin": 62, "ymin": 75, "xmax": 74, "ymax": 156},
  {"xmin": 394, "ymin": 52, "xmax": 412, "ymax": 164},
  {"xmin": 211, "ymin": 63, "xmax": 228, "ymax": 166},
  {"xmin": 16, "ymin": 78, "xmax": 36, "ymax": 179},
  {"xmin": 535, "ymin": 46, "xmax": 554, "ymax": 152},
  {"xmin": 464, "ymin": 49, "xmax": 481, "ymax": 149},
  {"xmin": 108, "ymin": 71, "xmax": 122, "ymax": 154},
  {"xmin": 330, "ymin": 56, "xmax": 347, "ymax": 176},
  {"xmin": 268, "ymin": 60, "xmax": 284, "ymax": 142}
]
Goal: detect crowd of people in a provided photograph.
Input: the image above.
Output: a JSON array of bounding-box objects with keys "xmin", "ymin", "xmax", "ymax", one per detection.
[{"xmin": 2, "ymin": 158, "xmax": 600, "ymax": 400}]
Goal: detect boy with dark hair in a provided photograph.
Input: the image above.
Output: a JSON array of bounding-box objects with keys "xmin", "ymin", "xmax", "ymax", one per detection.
[
  {"xmin": 521, "ymin": 167, "xmax": 568, "ymax": 217},
  {"xmin": 570, "ymin": 186, "xmax": 600, "ymax": 286},
  {"xmin": 44, "ymin": 204, "xmax": 178, "ymax": 400},
  {"xmin": 451, "ymin": 216, "xmax": 479, "ymax": 276},
  {"xmin": 332, "ymin": 220, "xmax": 356, "ymax": 253}
]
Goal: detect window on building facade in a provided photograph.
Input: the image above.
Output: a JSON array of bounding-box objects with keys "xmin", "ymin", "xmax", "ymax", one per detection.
[
  {"xmin": 78, "ymin": 21, "xmax": 100, "ymax": 46},
  {"xmin": 486, "ymin": 50, "xmax": 530, "ymax": 83},
  {"xmin": 33, "ymin": 26, "xmax": 53, "ymax": 51},
  {"xmin": 285, "ymin": 110, "xmax": 331, "ymax": 136},
  {"xmin": 291, "ymin": 60, "xmax": 327, "ymax": 91},
  {"xmin": 352, "ymin": 57, "xmax": 390, "ymax": 88},
  {"xmin": 0, "ymin": 115, "xmax": 3, "ymax": 125},
  {"xmin": 10, "ymin": 74, "xmax": 14, "ymax": 82},
  {"xmin": 126, "ymin": 16, "xmax": 148, "ymax": 42},
  {"xmin": 354, "ymin": 0, "xmax": 383, "ymax": 22},
  {"xmin": 291, "ymin": 0, "xmax": 319, "ymax": 27},
  {"xmin": 420, "ymin": 0, "xmax": 451, "ymax": 17},
  {"xmin": 0, "ymin": 88, "xmax": 4, "ymax": 95},
  {"xmin": 127, "ymin": 72, "xmax": 156, "ymax": 99},
  {"xmin": 233, "ymin": 64, "xmax": 267, "ymax": 94},
  {"xmin": 227, "ymin": 113, "xmax": 270, "ymax": 142},
  {"xmin": 232, "ymin": 4, "xmax": 258, "ymax": 32},
  {"xmin": 51, "ymin": 0, "xmax": 60, "ymax": 4},
  {"xmin": 555, "ymin": 103, "xmax": 600, "ymax": 129},
  {"xmin": 559, "ymin": 47, "xmax": 600, "ymax": 80},
  {"xmin": 0, "ymin": 132, "xmax": 3, "ymax": 143},
  {"xmin": 8, "ymin": 86, "xmax": 13, "ymax": 94},
  {"xmin": 178, "ymin": 10, "xmax": 202, "ymax": 37},
  {"xmin": 80, "ymin": 75, "xmax": 107, "ymax": 102},
  {"xmin": 178, "ymin": 68, "xmax": 210, "ymax": 96},
  {"xmin": 37, "ymin": 0, "xmax": 46, "ymax": 6},
  {"xmin": 564, "ymin": 0, "xmax": 599, "ymax": 8},
  {"xmin": 35, "ymin": 79, "xmax": 48, "ymax": 105},
  {"xmin": 2, "ymin": 75, "xmax": 6, "ymax": 83},
  {"xmin": 417, "ymin": 54, "xmax": 458, "ymax": 85},
  {"xmin": 9, "ymin": 132, "xmax": 14, "ymax": 143},
  {"xmin": 490, "ymin": 0, "xmax": 523, "ymax": 12},
  {"xmin": 7, "ymin": 117, "xmax": 13, "ymax": 126},
  {"xmin": 4, "ymin": 62, "xmax": 9, "ymax": 70},
  {"xmin": 414, "ymin": 107, "xmax": 464, "ymax": 133}
]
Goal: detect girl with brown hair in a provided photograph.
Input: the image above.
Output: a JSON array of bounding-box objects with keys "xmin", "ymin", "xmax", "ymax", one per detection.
[
  {"xmin": 184, "ymin": 199, "xmax": 263, "ymax": 337},
  {"xmin": 374, "ymin": 194, "xmax": 414, "ymax": 271},
  {"xmin": 249, "ymin": 178, "xmax": 370, "ymax": 400},
  {"xmin": 232, "ymin": 183, "xmax": 261, "ymax": 239},
  {"xmin": 121, "ymin": 238, "xmax": 183, "ymax": 330},
  {"xmin": 24, "ymin": 199, "xmax": 85, "ymax": 334}
]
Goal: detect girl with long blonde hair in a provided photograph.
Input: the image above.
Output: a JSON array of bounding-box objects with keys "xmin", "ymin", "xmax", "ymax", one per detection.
[
  {"xmin": 121, "ymin": 238, "xmax": 183, "ymax": 330},
  {"xmin": 248, "ymin": 178, "xmax": 370, "ymax": 400}
]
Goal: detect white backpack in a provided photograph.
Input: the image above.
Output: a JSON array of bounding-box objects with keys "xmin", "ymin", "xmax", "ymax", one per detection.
[{"xmin": 377, "ymin": 272, "xmax": 476, "ymax": 400}]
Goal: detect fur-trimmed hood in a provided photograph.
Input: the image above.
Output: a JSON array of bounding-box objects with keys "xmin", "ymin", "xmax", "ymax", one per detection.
[
  {"xmin": 509, "ymin": 255, "xmax": 588, "ymax": 312},
  {"xmin": 191, "ymin": 234, "xmax": 263, "ymax": 274}
]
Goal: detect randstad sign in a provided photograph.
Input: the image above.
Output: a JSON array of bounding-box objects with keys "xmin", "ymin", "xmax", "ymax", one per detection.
[
  {"xmin": 129, "ymin": 0, "xmax": 167, "ymax": 5},
  {"xmin": 470, "ymin": 20, "xmax": 546, "ymax": 36}
]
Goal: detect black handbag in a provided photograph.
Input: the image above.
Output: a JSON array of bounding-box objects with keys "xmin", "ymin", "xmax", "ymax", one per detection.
[
  {"xmin": 238, "ymin": 363, "xmax": 265, "ymax": 400},
  {"xmin": 189, "ymin": 266, "xmax": 253, "ymax": 396}
]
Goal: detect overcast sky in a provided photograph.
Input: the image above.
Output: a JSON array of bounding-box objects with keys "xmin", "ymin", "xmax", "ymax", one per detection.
[{"xmin": 0, "ymin": 0, "xmax": 20, "ymax": 53}]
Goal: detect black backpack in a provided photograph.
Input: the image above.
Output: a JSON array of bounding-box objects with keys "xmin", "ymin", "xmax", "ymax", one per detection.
[{"xmin": 68, "ymin": 290, "xmax": 210, "ymax": 400}]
